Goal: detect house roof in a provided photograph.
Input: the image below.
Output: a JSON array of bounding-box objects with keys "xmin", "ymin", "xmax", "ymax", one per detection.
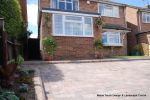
[{"xmin": 102, "ymin": 24, "xmax": 130, "ymax": 31}]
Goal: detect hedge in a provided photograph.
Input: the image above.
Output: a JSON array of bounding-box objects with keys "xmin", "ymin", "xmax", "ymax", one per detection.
[{"xmin": 0, "ymin": 0, "xmax": 24, "ymax": 39}]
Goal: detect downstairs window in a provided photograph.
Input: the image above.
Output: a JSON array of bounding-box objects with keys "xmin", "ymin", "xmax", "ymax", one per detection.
[
  {"xmin": 53, "ymin": 14, "xmax": 93, "ymax": 37},
  {"xmin": 102, "ymin": 32, "xmax": 123, "ymax": 46}
]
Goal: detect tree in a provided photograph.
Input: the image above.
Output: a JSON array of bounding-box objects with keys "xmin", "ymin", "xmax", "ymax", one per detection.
[{"xmin": 0, "ymin": 0, "xmax": 23, "ymax": 39}]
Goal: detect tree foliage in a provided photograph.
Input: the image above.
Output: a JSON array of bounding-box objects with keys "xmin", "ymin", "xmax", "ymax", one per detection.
[{"xmin": 0, "ymin": 0, "xmax": 23, "ymax": 39}]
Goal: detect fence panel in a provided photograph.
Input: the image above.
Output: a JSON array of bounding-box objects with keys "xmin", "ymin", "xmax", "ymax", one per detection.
[{"xmin": 0, "ymin": 36, "xmax": 2, "ymax": 65}]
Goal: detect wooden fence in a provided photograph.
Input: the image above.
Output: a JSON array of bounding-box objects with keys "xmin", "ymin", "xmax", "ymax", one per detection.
[
  {"xmin": 0, "ymin": 34, "xmax": 23, "ymax": 66},
  {"xmin": 0, "ymin": 19, "xmax": 22, "ymax": 66}
]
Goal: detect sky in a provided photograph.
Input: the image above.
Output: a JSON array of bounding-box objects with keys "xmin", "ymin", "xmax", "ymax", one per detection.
[{"xmin": 27, "ymin": 0, "xmax": 150, "ymax": 38}]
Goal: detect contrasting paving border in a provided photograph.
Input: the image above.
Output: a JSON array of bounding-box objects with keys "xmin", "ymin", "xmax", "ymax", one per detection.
[{"xmin": 24, "ymin": 60, "xmax": 150, "ymax": 100}]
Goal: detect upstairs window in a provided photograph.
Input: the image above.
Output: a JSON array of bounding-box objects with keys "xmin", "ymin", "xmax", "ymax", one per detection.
[
  {"xmin": 51, "ymin": 0, "xmax": 79, "ymax": 11},
  {"xmin": 98, "ymin": 4, "xmax": 119, "ymax": 17},
  {"xmin": 143, "ymin": 12, "xmax": 150, "ymax": 23}
]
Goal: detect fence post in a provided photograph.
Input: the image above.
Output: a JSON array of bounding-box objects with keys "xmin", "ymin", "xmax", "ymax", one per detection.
[{"xmin": 0, "ymin": 18, "xmax": 8, "ymax": 67}]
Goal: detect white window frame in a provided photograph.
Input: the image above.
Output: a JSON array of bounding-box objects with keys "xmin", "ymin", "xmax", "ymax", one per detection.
[
  {"xmin": 52, "ymin": 14, "xmax": 93, "ymax": 37},
  {"xmin": 98, "ymin": 3, "xmax": 119, "ymax": 18},
  {"xmin": 142, "ymin": 12, "xmax": 150, "ymax": 23},
  {"xmin": 102, "ymin": 32, "xmax": 123, "ymax": 46},
  {"xmin": 51, "ymin": 0, "xmax": 79, "ymax": 11}
]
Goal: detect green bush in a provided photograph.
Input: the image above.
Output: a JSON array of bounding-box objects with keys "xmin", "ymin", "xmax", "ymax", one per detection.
[
  {"xmin": 43, "ymin": 37, "xmax": 57, "ymax": 55},
  {"xmin": 0, "ymin": 0, "xmax": 23, "ymax": 39},
  {"xmin": 16, "ymin": 55, "xmax": 24, "ymax": 69},
  {"xmin": 94, "ymin": 39, "xmax": 103, "ymax": 51},
  {"xmin": 95, "ymin": 17, "xmax": 105, "ymax": 27}
]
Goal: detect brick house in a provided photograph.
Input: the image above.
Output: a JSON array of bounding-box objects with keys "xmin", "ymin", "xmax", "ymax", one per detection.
[
  {"xmin": 126, "ymin": 5, "xmax": 150, "ymax": 56},
  {"xmin": 38, "ymin": 0, "xmax": 130, "ymax": 60}
]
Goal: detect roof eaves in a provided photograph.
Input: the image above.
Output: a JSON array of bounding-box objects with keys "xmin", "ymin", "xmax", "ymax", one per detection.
[{"xmin": 41, "ymin": 8, "xmax": 100, "ymax": 17}]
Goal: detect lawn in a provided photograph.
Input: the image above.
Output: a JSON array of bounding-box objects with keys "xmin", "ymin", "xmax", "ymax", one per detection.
[{"xmin": 110, "ymin": 56, "xmax": 150, "ymax": 59}]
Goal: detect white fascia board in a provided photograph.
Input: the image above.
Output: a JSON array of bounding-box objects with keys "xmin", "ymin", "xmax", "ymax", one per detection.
[{"xmin": 42, "ymin": 9, "xmax": 100, "ymax": 17}]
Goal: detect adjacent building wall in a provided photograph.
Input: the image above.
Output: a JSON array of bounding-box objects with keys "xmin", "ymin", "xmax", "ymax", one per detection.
[{"xmin": 125, "ymin": 6, "xmax": 139, "ymax": 55}]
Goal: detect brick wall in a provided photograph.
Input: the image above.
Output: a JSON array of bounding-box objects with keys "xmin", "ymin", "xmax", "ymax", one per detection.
[
  {"xmin": 39, "ymin": 0, "xmax": 128, "ymax": 60},
  {"xmin": 139, "ymin": 12, "xmax": 150, "ymax": 32},
  {"xmin": 125, "ymin": 7, "xmax": 139, "ymax": 55},
  {"xmin": 137, "ymin": 33, "xmax": 150, "ymax": 56},
  {"xmin": 39, "ymin": 0, "xmax": 50, "ymax": 9}
]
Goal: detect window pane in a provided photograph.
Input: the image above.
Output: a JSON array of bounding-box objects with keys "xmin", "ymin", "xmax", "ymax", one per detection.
[
  {"xmin": 73, "ymin": 0, "xmax": 79, "ymax": 11},
  {"xmin": 59, "ymin": 2, "xmax": 65, "ymax": 10},
  {"xmin": 84, "ymin": 17, "xmax": 92, "ymax": 35},
  {"xmin": 73, "ymin": 23, "xmax": 83, "ymax": 35},
  {"xmin": 65, "ymin": 22, "xmax": 82, "ymax": 36},
  {"xmin": 105, "ymin": 7, "xmax": 113, "ymax": 16},
  {"xmin": 102, "ymin": 32, "xmax": 107, "ymax": 44},
  {"xmin": 108, "ymin": 33, "xmax": 120, "ymax": 44},
  {"xmin": 143, "ymin": 13, "xmax": 146, "ymax": 22},
  {"xmin": 54, "ymin": 14, "xmax": 63, "ymax": 35},
  {"xmin": 113, "ymin": 6, "xmax": 119, "ymax": 17},
  {"xmin": 66, "ymin": 16, "xmax": 82, "ymax": 21},
  {"xmin": 99, "ymin": 4, "xmax": 105, "ymax": 15},
  {"xmin": 66, "ymin": 3, "xmax": 72, "ymax": 10},
  {"xmin": 52, "ymin": 0, "xmax": 57, "ymax": 8},
  {"xmin": 65, "ymin": 22, "xmax": 73, "ymax": 35}
]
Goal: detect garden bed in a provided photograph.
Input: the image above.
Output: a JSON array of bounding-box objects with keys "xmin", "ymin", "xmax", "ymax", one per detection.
[{"xmin": 0, "ymin": 69, "xmax": 35, "ymax": 100}]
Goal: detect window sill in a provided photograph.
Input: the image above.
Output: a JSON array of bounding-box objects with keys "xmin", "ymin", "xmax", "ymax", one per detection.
[
  {"xmin": 103, "ymin": 43, "xmax": 123, "ymax": 47},
  {"xmin": 142, "ymin": 22, "xmax": 150, "ymax": 24}
]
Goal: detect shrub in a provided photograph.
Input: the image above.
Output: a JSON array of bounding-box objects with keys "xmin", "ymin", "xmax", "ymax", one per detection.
[
  {"xmin": 94, "ymin": 39, "xmax": 103, "ymax": 51},
  {"xmin": 0, "ymin": 0, "xmax": 24, "ymax": 39},
  {"xmin": 42, "ymin": 37, "xmax": 57, "ymax": 55},
  {"xmin": 95, "ymin": 17, "xmax": 105, "ymax": 28}
]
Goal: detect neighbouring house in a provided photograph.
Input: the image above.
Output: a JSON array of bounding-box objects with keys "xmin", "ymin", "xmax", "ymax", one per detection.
[
  {"xmin": 126, "ymin": 5, "xmax": 150, "ymax": 56},
  {"xmin": 38, "ymin": 0, "xmax": 130, "ymax": 60}
]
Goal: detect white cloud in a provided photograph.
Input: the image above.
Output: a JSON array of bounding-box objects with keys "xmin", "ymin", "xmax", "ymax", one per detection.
[
  {"xmin": 27, "ymin": 4, "xmax": 38, "ymax": 26},
  {"xmin": 30, "ymin": 33, "xmax": 38, "ymax": 38}
]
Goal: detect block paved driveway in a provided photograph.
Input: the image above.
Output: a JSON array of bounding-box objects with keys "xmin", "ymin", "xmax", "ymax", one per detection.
[{"xmin": 27, "ymin": 60, "xmax": 150, "ymax": 100}]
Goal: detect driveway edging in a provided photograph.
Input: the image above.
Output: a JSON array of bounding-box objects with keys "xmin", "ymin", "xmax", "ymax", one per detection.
[
  {"xmin": 33, "ymin": 68, "xmax": 46, "ymax": 100},
  {"xmin": 24, "ymin": 58, "xmax": 150, "ymax": 65}
]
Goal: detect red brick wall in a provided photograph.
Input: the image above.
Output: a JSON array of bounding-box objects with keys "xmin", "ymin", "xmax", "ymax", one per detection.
[
  {"xmin": 137, "ymin": 33, "xmax": 150, "ymax": 56},
  {"xmin": 125, "ymin": 7, "xmax": 139, "ymax": 55},
  {"xmin": 102, "ymin": 6, "xmax": 126, "ymax": 27},
  {"xmin": 39, "ymin": 1, "xmax": 128, "ymax": 60},
  {"xmin": 139, "ymin": 12, "xmax": 150, "ymax": 32},
  {"xmin": 39, "ymin": 0, "xmax": 50, "ymax": 9},
  {"xmin": 53, "ymin": 37, "xmax": 95, "ymax": 60}
]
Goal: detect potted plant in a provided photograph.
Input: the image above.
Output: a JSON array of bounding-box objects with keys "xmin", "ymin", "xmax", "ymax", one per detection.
[
  {"xmin": 95, "ymin": 17, "xmax": 105, "ymax": 28},
  {"xmin": 42, "ymin": 37, "xmax": 56, "ymax": 61},
  {"xmin": 94, "ymin": 39, "xmax": 104, "ymax": 59}
]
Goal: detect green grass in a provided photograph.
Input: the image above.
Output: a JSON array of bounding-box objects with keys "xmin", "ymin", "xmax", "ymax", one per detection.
[{"xmin": 110, "ymin": 56, "xmax": 150, "ymax": 59}]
